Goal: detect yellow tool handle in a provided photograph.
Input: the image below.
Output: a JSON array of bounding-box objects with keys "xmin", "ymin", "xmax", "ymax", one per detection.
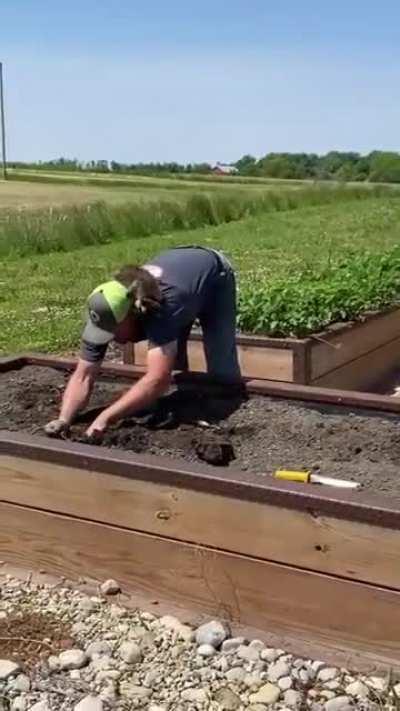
[{"xmin": 274, "ymin": 470, "xmax": 311, "ymax": 483}]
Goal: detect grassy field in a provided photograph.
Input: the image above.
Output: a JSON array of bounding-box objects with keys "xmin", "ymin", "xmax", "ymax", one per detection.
[
  {"xmin": 1, "ymin": 183, "xmax": 384, "ymax": 260},
  {"xmin": 0, "ymin": 178, "xmax": 197, "ymax": 210},
  {"xmin": 2, "ymin": 192, "xmax": 400, "ymax": 354},
  {"xmin": 7, "ymin": 168, "xmax": 306, "ymax": 190}
]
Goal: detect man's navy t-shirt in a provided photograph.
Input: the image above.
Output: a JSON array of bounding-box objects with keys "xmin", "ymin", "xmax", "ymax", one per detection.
[{"xmin": 81, "ymin": 247, "xmax": 221, "ymax": 362}]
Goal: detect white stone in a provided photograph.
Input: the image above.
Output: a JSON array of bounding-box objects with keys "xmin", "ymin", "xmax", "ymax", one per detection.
[
  {"xmin": 119, "ymin": 682, "xmax": 152, "ymax": 700},
  {"xmin": 159, "ymin": 615, "xmax": 194, "ymax": 641},
  {"xmin": 298, "ymin": 668, "xmax": 311, "ymax": 684},
  {"xmin": 91, "ymin": 655, "xmax": 113, "ymax": 672},
  {"xmin": 320, "ymin": 691, "xmax": 336, "ymax": 700},
  {"xmin": 11, "ymin": 699, "xmax": 28, "ymax": 711},
  {"xmin": 195, "ymin": 620, "xmax": 230, "ymax": 649},
  {"xmin": 74, "ymin": 697, "xmax": 104, "ymax": 711},
  {"xmin": 222, "ymin": 637, "xmax": 246, "ymax": 653},
  {"xmin": 244, "ymin": 672, "xmax": 264, "ymax": 689},
  {"xmin": 100, "ymin": 579, "xmax": 120, "ymax": 595},
  {"xmin": 366, "ymin": 676, "xmax": 387, "ymax": 692},
  {"xmin": 119, "ymin": 641, "xmax": 142, "ymax": 664},
  {"xmin": 260, "ymin": 648, "xmax": 281, "ymax": 663},
  {"xmin": 284, "ymin": 689, "xmax": 302, "ymax": 707},
  {"xmin": 317, "ymin": 667, "xmax": 339, "ymax": 683},
  {"xmin": 311, "ymin": 660, "xmax": 326, "ymax": 672},
  {"xmin": 96, "ymin": 669, "xmax": 120, "ymax": 683},
  {"xmin": 78, "ymin": 598, "xmax": 97, "ymax": 614},
  {"xmin": 181, "ymin": 688, "xmax": 209, "ymax": 703},
  {"xmin": 249, "ymin": 683, "xmax": 281, "ymax": 705},
  {"xmin": 249, "ymin": 639, "xmax": 265, "ymax": 652},
  {"xmin": 237, "ymin": 644, "xmax": 260, "ymax": 662},
  {"xmin": 148, "ymin": 706, "xmax": 167, "ymax": 711},
  {"xmin": 47, "ymin": 655, "xmax": 60, "ymax": 671},
  {"xmin": 267, "ymin": 660, "xmax": 290, "ymax": 682},
  {"xmin": 29, "ymin": 703, "xmax": 51, "ymax": 711},
  {"xmin": 10, "ymin": 674, "xmax": 30, "ymax": 692},
  {"xmin": 197, "ymin": 643, "xmax": 216, "ymax": 657},
  {"xmin": 324, "ymin": 697, "xmax": 353, "ymax": 711},
  {"xmin": 143, "ymin": 669, "xmax": 159, "ymax": 687},
  {"xmin": 70, "ymin": 670, "xmax": 81, "ymax": 680},
  {"xmin": 324, "ymin": 680, "xmax": 340, "ymax": 691},
  {"xmin": 278, "ymin": 676, "xmax": 293, "ymax": 691},
  {"xmin": 0, "ymin": 660, "xmax": 20, "ymax": 680},
  {"xmin": 214, "ymin": 687, "xmax": 241, "ymax": 710},
  {"xmin": 99, "ymin": 684, "xmax": 118, "ymax": 703},
  {"xmin": 345, "ymin": 680, "xmax": 369, "ymax": 698},
  {"xmin": 86, "ymin": 641, "xmax": 112, "ymax": 659},
  {"xmin": 226, "ymin": 667, "xmax": 246, "ymax": 684},
  {"xmin": 58, "ymin": 649, "xmax": 88, "ymax": 670}
]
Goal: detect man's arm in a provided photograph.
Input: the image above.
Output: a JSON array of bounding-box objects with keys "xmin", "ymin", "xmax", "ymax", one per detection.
[
  {"xmin": 86, "ymin": 341, "xmax": 176, "ymax": 437},
  {"xmin": 44, "ymin": 359, "xmax": 100, "ymax": 435},
  {"xmin": 60, "ymin": 359, "xmax": 101, "ymax": 423}
]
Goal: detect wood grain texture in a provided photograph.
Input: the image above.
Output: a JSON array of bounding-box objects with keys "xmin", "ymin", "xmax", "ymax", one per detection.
[
  {"xmin": 1, "ymin": 454, "xmax": 400, "ymax": 589},
  {"xmin": 130, "ymin": 339, "xmax": 294, "ymax": 381},
  {"xmin": 0, "ymin": 500, "xmax": 399, "ymax": 668},
  {"xmin": 313, "ymin": 337, "xmax": 400, "ymax": 390},
  {"xmin": 310, "ymin": 309, "xmax": 400, "ymax": 380}
]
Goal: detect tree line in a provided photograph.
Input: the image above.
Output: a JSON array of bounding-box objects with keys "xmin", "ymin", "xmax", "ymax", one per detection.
[{"xmin": 8, "ymin": 151, "xmax": 400, "ymax": 183}]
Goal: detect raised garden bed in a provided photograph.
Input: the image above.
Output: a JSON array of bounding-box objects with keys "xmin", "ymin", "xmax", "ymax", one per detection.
[
  {"xmin": 125, "ymin": 307, "xmax": 400, "ymax": 390},
  {"xmin": 1, "ymin": 355, "xmax": 400, "ymax": 671}
]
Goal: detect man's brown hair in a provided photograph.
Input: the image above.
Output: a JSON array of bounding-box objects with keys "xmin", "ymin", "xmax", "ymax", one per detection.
[{"xmin": 114, "ymin": 265, "xmax": 162, "ymax": 314}]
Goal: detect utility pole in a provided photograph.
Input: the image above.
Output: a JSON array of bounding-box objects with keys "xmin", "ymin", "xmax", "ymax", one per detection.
[{"xmin": 0, "ymin": 62, "xmax": 7, "ymax": 180}]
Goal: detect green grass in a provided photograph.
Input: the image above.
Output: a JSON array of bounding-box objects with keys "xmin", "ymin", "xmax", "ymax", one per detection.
[
  {"xmin": 0, "ymin": 185, "xmax": 390, "ymax": 259},
  {"xmin": 2, "ymin": 194, "xmax": 400, "ymax": 354},
  {"xmin": 8, "ymin": 168, "xmax": 304, "ymax": 189}
]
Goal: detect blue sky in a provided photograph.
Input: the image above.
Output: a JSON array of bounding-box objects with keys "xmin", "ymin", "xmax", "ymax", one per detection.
[{"xmin": 1, "ymin": 1, "xmax": 399, "ymax": 163}]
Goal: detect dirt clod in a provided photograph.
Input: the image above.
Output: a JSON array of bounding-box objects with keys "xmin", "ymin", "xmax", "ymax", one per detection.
[{"xmin": 194, "ymin": 437, "xmax": 235, "ymax": 465}]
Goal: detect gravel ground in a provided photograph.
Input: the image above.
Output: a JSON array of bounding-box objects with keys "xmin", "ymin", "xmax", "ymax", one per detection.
[
  {"xmin": 0, "ymin": 570, "xmax": 397, "ymax": 711},
  {"xmin": 2, "ymin": 366, "xmax": 400, "ymax": 497}
]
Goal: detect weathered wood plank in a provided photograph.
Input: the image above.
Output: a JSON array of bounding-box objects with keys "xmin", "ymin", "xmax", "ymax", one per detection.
[
  {"xmin": 132, "ymin": 339, "xmax": 294, "ymax": 381},
  {"xmin": 310, "ymin": 309, "xmax": 400, "ymax": 380},
  {"xmin": 313, "ymin": 336, "xmax": 400, "ymax": 390},
  {"xmin": 0, "ymin": 500, "xmax": 399, "ymax": 669},
  {"xmin": 1, "ymin": 454, "xmax": 400, "ymax": 589}
]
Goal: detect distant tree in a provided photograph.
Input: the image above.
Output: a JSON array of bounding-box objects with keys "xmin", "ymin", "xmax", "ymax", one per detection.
[
  {"xmin": 258, "ymin": 155, "xmax": 298, "ymax": 179},
  {"xmin": 369, "ymin": 152, "xmax": 400, "ymax": 183},
  {"xmin": 235, "ymin": 155, "xmax": 257, "ymax": 175}
]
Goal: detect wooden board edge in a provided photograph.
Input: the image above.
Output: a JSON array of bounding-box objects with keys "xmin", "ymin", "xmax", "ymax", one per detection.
[
  {"xmin": 0, "ymin": 355, "xmax": 27, "ymax": 372},
  {"xmin": 1, "ymin": 430, "xmax": 400, "ymax": 530},
  {"xmin": 17, "ymin": 352, "xmax": 400, "ymax": 416},
  {"xmin": 1, "ymin": 499, "xmax": 400, "ymax": 671},
  {"xmin": 1, "ymin": 453, "xmax": 400, "ymax": 590},
  {"xmin": 312, "ymin": 336, "xmax": 400, "ymax": 390}
]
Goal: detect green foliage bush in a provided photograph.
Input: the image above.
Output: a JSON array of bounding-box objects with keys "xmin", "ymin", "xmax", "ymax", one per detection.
[{"xmin": 238, "ymin": 247, "xmax": 400, "ymax": 336}]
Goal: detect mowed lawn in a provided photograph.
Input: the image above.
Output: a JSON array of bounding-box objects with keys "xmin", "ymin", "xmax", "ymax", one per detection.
[{"xmin": 1, "ymin": 195, "xmax": 400, "ymax": 355}]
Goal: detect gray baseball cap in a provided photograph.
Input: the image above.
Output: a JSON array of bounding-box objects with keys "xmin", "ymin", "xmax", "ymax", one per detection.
[{"xmin": 82, "ymin": 280, "xmax": 131, "ymax": 344}]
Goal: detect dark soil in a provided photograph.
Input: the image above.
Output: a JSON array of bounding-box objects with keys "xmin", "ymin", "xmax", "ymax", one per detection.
[
  {"xmin": 2, "ymin": 366, "xmax": 400, "ymax": 499},
  {"xmin": 0, "ymin": 610, "xmax": 74, "ymax": 669}
]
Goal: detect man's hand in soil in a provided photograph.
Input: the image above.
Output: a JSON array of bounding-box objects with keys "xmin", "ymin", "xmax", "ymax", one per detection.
[
  {"xmin": 44, "ymin": 418, "xmax": 70, "ymax": 438},
  {"xmin": 85, "ymin": 413, "xmax": 109, "ymax": 441},
  {"xmin": 85, "ymin": 343, "xmax": 176, "ymax": 441}
]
